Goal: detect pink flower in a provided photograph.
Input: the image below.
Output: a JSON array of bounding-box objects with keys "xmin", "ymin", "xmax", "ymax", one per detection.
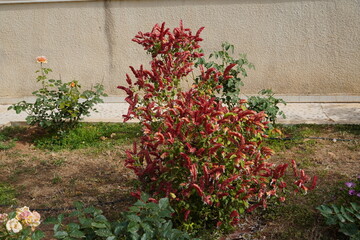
[
  {"xmin": 345, "ymin": 182, "xmax": 356, "ymax": 188},
  {"xmin": 0, "ymin": 213, "xmax": 8, "ymax": 223},
  {"xmin": 36, "ymin": 56, "xmax": 47, "ymax": 63}
]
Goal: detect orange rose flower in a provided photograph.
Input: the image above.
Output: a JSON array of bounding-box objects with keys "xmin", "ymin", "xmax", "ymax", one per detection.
[
  {"xmin": 36, "ymin": 56, "xmax": 47, "ymax": 63},
  {"xmin": 70, "ymin": 82, "xmax": 76, "ymax": 88}
]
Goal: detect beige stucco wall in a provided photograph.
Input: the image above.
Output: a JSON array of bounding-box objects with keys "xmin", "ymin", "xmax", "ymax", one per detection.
[{"xmin": 0, "ymin": 0, "xmax": 359, "ymax": 98}]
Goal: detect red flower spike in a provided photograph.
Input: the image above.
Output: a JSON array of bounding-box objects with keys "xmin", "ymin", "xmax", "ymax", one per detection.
[
  {"xmin": 230, "ymin": 210, "xmax": 239, "ymax": 218},
  {"xmin": 184, "ymin": 209, "xmax": 191, "ymax": 221}
]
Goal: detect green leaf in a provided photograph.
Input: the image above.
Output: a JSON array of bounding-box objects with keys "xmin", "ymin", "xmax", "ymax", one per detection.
[
  {"xmin": 91, "ymin": 222, "xmax": 107, "ymax": 228},
  {"xmin": 84, "ymin": 206, "xmax": 96, "ymax": 214},
  {"xmin": 57, "ymin": 214, "xmax": 64, "ymax": 223},
  {"xmin": 127, "ymin": 214, "xmax": 141, "ymax": 223},
  {"xmin": 73, "ymin": 201, "xmax": 84, "ymax": 209},
  {"xmin": 341, "ymin": 206, "xmax": 356, "ymax": 222},
  {"xmin": 54, "ymin": 223, "xmax": 61, "ymax": 232},
  {"xmin": 158, "ymin": 209, "xmax": 172, "ymax": 218},
  {"xmin": 113, "ymin": 222, "xmax": 126, "ymax": 235},
  {"xmin": 79, "ymin": 217, "xmax": 92, "ymax": 227},
  {"xmin": 54, "ymin": 231, "xmax": 69, "ymax": 239},
  {"xmin": 94, "ymin": 214, "xmax": 108, "ymax": 223},
  {"xmin": 339, "ymin": 222, "xmax": 359, "ymax": 237},
  {"xmin": 127, "ymin": 221, "xmax": 140, "ymax": 234},
  {"xmin": 68, "ymin": 211, "xmax": 81, "ymax": 217},
  {"xmin": 350, "ymin": 202, "xmax": 360, "ymax": 212},
  {"xmin": 140, "ymin": 233, "xmax": 149, "ymax": 240},
  {"xmin": 140, "ymin": 222, "xmax": 154, "ymax": 236},
  {"xmin": 159, "ymin": 198, "xmax": 169, "ymax": 209},
  {"xmin": 336, "ymin": 213, "xmax": 346, "ymax": 223},
  {"xmin": 69, "ymin": 230, "xmax": 85, "ymax": 238},
  {"xmin": 32, "ymin": 230, "xmax": 45, "ymax": 240},
  {"xmin": 68, "ymin": 223, "xmax": 81, "ymax": 231},
  {"xmin": 95, "ymin": 229, "xmax": 114, "ymax": 237}
]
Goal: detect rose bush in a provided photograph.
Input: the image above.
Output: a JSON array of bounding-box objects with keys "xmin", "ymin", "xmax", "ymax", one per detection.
[
  {"xmin": 0, "ymin": 206, "xmax": 44, "ymax": 240},
  {"xmin": 8, "ymin": 57, "xmax": 107, "ymax": 132}
]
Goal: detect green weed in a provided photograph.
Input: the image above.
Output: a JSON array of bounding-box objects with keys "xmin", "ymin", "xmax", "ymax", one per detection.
[
  {"xmin": 0, "ymin": 141, "xmax": 15, "ymax": 150},
  {"xmin": 335, "ymin": 124, "xmax": 360, "ymax": 136},
  {"xmin": 51, "ymin": 175, "xmax": 62, "ymax": 184},
  {"xmin": 0, "ymin": 183, "xmax": 17, "ymax": 205},
  {"xmin": 34, "ymin": 122, "xmax": 142, "ymax": 151},
  {"xmin": 0, "ymin": 126, "xmax": 22, "ymax": 150}
]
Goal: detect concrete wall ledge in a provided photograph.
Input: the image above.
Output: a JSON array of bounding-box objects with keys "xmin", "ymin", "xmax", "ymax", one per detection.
[{"xmin": 0, "ymin": 95, "xmax": 359, "ymax": 105}]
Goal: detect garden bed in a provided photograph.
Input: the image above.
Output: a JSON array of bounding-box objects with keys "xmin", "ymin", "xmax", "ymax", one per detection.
[{"xmin": 0, "ymin": 123, "xmax": 359, "ymax": 239}]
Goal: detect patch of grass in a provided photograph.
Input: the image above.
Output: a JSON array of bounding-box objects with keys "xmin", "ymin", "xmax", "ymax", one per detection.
[
  {"xmin": 265, "ymin": 124, "xmax": 350, "ymax": 152},
  {"xmin": 0, "ymin": 126, "xmax": 21, "ymax": 150},
  {"xmin": 52, "ymin": 175, "xmax": 62, "ymax": 184},
  {"xmin": 334, "ymin": 124, "xmax": 360, "ymax": 136},
  {"xmin": 0, "ymin": 126, "xmax": 24, "ymax": 140},
  {"xmin": 34, "ymin": 122, "xmax": 142, "ymax": 151},
  {"xmin": 262, "ymin": 187, "xmax": 343, "ymax": 239},
  {"xmin": 0, "ymin": 183, "xmax": 17, "ymax": 205},
  {"xmin": 8, "ymin": 166, "xmax": 37, "ymax": 182},
  {"xmin": 0, "ymin": 141, "xmax": 15, "ymax": 150},
  {"xmin": 52, "ymin": 158, "xmax": 66, "ymax": 167}
]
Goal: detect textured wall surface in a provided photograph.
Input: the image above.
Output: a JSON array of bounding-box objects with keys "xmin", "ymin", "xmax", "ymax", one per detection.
[{"xmin": 0, "ymin": 0, "xmax": 359, "ymax": 97}]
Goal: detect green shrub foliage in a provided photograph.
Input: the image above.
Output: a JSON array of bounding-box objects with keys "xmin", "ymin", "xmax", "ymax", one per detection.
[
  {"xmin": 195, "ymin": 42, "xmax": 254, "ymax": 109},
  {"xmin": 317, "ymin": 203, "xmax": 360, "ymax": 239},
  {"xmin": 247, "ymin": 89, "xmax": 286, "ymax": 125},
  {"xmin": 317, "ymin": 176, "xmax": 360, "ymax": 239},
  {"xmin": 46, "ymin": 196, "xmax": 195, "ymax": 240},
  {"xmin": 9, "ymin": 59, "xmax": 107, "ymax": 131}
]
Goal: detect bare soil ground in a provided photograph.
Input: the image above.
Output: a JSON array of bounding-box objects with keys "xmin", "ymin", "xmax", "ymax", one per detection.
[
  {"xmin": 0, "ymin": 124, "xmax": 359, "ymax": 239},
  {"xmin": 224, "ymin": 125, "xmax": 360, "ymax": 240},
  {"xmin": 0, "ymin": 140, "xmax": 137, "ymax": 218}
]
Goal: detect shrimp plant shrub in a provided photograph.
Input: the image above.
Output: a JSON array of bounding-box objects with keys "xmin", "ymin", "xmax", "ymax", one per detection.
[{"xmin": 119, "ymin": 22, "xmax": 317, "ymax": 233}]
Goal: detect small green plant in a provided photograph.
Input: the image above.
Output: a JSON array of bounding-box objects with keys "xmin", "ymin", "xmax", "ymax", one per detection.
[
  {"xmin": 51, "ymin": 175, "xmax": 62, "ymax": 185},
  {"xmin": 196, "ymin": 43, "xmax": 286, "ymax": 124},
  {"xmin": 247, "ymin": 89, "xmax": 286, "ymax": 125},
  {"xmin": 0, "ymin": 142, "xmax": 15, "ymax": 151},
  {"xmin": 117, "ymin": 193, "xmax": 196, "ymax": 240},
  {"xmin": 46, "ymin": 201, "xmax": 114, "ymax": 240},
  {"xmin": 0, "ymin": 126, "xmax": 20, "ymax": 151},
  {"xmin": 46, "ymin": 196, "xmax": 194, "ymax": 240},
  {"xmin": 317, "ymin": 176, "xmax": 360, "ymax": 239},
  {"xmin": 0, "ymin": 183, "xmax": 16, "ymax": 205},
  {"xmin": 195, "ymin": 42, "xmax": 254, "ymax": 109},
  {"xmin": 317, "ymin": 203, "xmax": 360, "ymax": 239},
  {"xmin": 8, "ymin": 57, "xmax": 107, "ymax": 131}
]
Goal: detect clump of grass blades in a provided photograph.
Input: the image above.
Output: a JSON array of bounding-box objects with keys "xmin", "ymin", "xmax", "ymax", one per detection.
[
  {"xmin": 0, "ymin": 183, "xmax": 17, "ymax": 205},
  {"xmin": 34, "ymin": 122, "xmax": 142, "ymax": 151}
]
